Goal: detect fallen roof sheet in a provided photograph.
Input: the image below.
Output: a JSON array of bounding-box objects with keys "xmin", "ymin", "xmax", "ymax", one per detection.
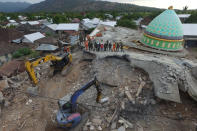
[
  {"xmin": 182, "ymin": 24, "xmax": 197, "ymax": 36},
  {"xmin": 23, "ymin": 32, "xmax": 45, "ymax": 43},
  {"xmin": 56, "ymin": 23, "xmax": 79, "ymax": 31},
  {"xmin": 36, "ymin": 44, "xmax": 58, "ymax": 51}
]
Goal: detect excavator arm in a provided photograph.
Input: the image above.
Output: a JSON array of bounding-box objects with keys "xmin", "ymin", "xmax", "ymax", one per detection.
[
  {"xmin": 25, "ymin": 53, "xmax": 72, "ymax": 85},
  {"xmin": 70, "ymin": 77, "xmax": 102, "ymax": 112}
]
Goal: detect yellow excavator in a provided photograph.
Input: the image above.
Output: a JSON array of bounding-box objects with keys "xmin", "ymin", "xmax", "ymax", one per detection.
[{"xmin": 25, "ymin": 53, "xmax": 72, "ymax": 85}]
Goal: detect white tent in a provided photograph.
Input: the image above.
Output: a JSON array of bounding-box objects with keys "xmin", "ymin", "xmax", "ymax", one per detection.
[
  {"xmin": 56, "ymin": 23, "xmax": 79, "ymax": 31},
  {"xmin": 23, "ymin": 32, "xmax": 45, "ymax": 43}
]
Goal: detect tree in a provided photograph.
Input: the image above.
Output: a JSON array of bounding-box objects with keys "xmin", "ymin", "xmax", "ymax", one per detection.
[
  {"xmin": 183, "ymin": 6, "xmax": 188, "ymax": 13},
  {"xmin": 117, "ymin": 19, "xmax": 137, "ymax": 29},
  {"xmin": 185, "ymin": 12, "xmax": 197, "ymax": 23}
]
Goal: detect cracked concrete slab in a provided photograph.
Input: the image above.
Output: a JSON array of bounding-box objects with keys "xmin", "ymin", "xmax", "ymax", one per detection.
[{"xmin": 86, "ymin": 51, "xmax": 197, "ymax": 103}]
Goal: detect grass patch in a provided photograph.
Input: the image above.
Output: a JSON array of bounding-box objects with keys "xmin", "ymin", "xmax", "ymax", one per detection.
[{"xmin": 12, "ymin": 48, "xmax": 40, "ymax": 59}]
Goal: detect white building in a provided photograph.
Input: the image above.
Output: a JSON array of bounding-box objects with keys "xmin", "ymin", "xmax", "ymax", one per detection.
[{"xmin": 182, "ymin": 24, "xmax": 197, "ymax": 47}]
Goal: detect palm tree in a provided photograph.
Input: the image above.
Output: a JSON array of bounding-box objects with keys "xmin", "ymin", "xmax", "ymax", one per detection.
[{"xmin": 183, "ymin": 6, "xmax": 188, "ymax": 13}]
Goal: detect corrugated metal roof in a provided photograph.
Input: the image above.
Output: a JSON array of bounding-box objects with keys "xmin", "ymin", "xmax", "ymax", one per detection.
[
  {"xmin": 20, "ymin": 21, "xmax": 27, "ymax": 24},
  {"xmin": 9, "ymin": 20, "xmax": 16, "ymax": 23},
  {"xmin": 47, "ymin": 24, "xmax": 58, "ymax": 31},
  {"xmin": 56, "ymin": 23, "xmax": 79, "ymax": 31},
  {"xmin": 23, "ymin": 32, "xmax": 45, "ymax": 43},
  {"xmin": 100, "ymin": 21, "xmax": 117, "ymax": 27},
  {"xmin": 28, "ymin": 21, "xmax": 40, "ymax": 25},
  {"xmin": 182, "ymin": 24, "xmax": 197, "ymax": 36},
  {"xmin": 177, "ymin": 14, "xmax": 191, "ymax": 18},
  {"xmin": 36, "ymin": 44, "xmax": 58, "ymax": 51}
]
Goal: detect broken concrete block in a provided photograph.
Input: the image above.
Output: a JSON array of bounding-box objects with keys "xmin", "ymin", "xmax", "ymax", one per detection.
[
  {"xmin": 92, "ymin": 118, "xmax": 102, "ymax": 125},
  {"xmin": 100, "ymin": 97, "xmax": 109, "ymax": 103},
  {"xmin": 97, "ymin": 126, "xmax": 102, "ymax": 131},
  {"xmin": 89, "ymin": 125, "xmax": 95, "ymax": 130},
  {"xmin": 119, "ymin": 117, "xmax": 134, "ymax": 129},
  {"xmin": 26, "ymin": 86, "xmax": 38, "ymax": 96},
  {"xmin": 111, "ymin": 122, "xmax": 117, "ymax": 129},
  {"xmin": 0, "ymin": 80, "xmax": 9, "ymax": 91},
  {"xmin": 150, "ymin": 99, "xmax": 156, "ymax": 105},
  {"xmin": 118, "ymin": 126, "xmax": 125, "ymax": 131}
]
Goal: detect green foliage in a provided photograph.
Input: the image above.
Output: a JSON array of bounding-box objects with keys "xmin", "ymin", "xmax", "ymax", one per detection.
[
  {"xmin": 53, "ymin": 14, "xmax": 70, "ymax": 24},
  {"xmin": 0, "ymin": 13, "xmax": 6, "ymax": 22},
  {"xmin": 117, "ymin": 19, "xmax": 137, "ymax": 29},
  {"xmin": 12, "ymin": 48, "xmax": 32, "ymax": 58},
  {"xmin": 7, "ymin": 25, "xmax": 16, "ymax": 29},
  {"xmin": 185, "ymin": 12, "xmax": 197, "ymax": 23},
  {"xmin": 46, "ymin": 32, "xmax": 52, "ymax": 37},
  {"xmin": 29, "ymin": 51, "xmax": 40, "ymax": 58}
]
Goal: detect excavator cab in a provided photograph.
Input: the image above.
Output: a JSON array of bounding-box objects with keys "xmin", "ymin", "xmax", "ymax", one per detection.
[
  {"xmin": 56, "ymin": 77, "xmax": 102, "ymax": 129},
  {"xmin": 25, "ymin": 53, "xmax": 72, "ymax": 85}
]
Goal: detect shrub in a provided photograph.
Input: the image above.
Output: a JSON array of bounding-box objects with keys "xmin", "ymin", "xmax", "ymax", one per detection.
[
  {"xmin": 12, "ymin": 48, "xmax": 32, "ymax": 58},
  {"xmin": 29, "ymin": 51, "xmax": 40, "ymax": 58}
]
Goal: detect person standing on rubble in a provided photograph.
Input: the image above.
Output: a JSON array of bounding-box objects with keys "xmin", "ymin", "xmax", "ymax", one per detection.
[
  {"xmin": 85, "ymin": 40, "xmax": 89, "ymax": 50},
  {"xmin": 112, "ymin": 41, "xmax": 116, "ymax": 52},
  {"xmin": 106, "ymin": 40, "xmax": 109, "ymax": 51},
  {"xmin": 104, "ymin": 41, "xmax": 107, "ymax": 51},
  {"xmin": 88, "ymin": 39, "xmax": 92, "ymax": 51},
  {"xmin": 93, "ymin": 39, "xmax": 97, "ymax": 51},
  {"xmin": 109, "ymin": 41, "xmax": 112, "ymax": 51},
  {"xmin": 120, "ymin": 41, "xmax": 124, "ymax": 52},
  {"xmin": 97, "ymin": 40, "xmax": 100, "ymax": 51},
  {"xmin": 116, "ymin": 42, "xmax": 120, "ymax": 52},
  {"xmin": 101, "ymin": 40, "xmax": 104, "ymax": 51}
]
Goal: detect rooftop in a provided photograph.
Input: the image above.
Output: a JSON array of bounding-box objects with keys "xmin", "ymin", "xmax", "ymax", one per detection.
[
  {"xmin": 23, "ymin": 32, "xmax": 45, "ymax": 43},
  {"xmin": 56, "ymin": 23, "xmax": 79, "ymax": 31},
  {"xmin": 182, "ymin": 24, "xmax": 197, "ymax": 36}
]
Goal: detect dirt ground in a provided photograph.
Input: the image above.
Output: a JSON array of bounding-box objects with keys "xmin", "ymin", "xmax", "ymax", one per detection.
[{"xmin": 1, "ymin": 47, "xmax": 197, "ymax": 131}]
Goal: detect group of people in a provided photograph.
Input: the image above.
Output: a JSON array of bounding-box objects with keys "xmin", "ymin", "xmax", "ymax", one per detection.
[{"xmin": 85, "ymin": 39, "xmax": 124, "ymax": 52}]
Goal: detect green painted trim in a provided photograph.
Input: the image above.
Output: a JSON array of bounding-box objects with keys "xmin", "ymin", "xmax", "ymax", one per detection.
[{"xmin": 141, "ymin": 35, "xmax": 183, "ymax": 51}]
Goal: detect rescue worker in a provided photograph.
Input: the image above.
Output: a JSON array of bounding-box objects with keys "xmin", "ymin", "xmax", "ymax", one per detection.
[
  {"xmin": 85, "ymin": 40, "xmax": 89, "ymax": 50},
  {"xmin": 120, "ymin": 41, "xmax": 124, "ymax": 52},
  {"xmin": 112, "ymin": 41, "xmax": 116, "ymax": 52},
  {"xmin": 101, "ymin": 40, "xmax": 104, "ymax": 51}
]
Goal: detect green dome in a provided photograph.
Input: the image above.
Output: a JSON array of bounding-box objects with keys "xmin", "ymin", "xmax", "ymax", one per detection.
[{"xmin": 141, "ymin": 7, "xmax": 184, "ymax": 51}]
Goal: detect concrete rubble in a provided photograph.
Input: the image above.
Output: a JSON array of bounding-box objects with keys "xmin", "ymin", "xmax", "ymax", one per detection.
[{"xmin": 90, "ymin": 51, "xmax": 197, "ymax": 103}]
